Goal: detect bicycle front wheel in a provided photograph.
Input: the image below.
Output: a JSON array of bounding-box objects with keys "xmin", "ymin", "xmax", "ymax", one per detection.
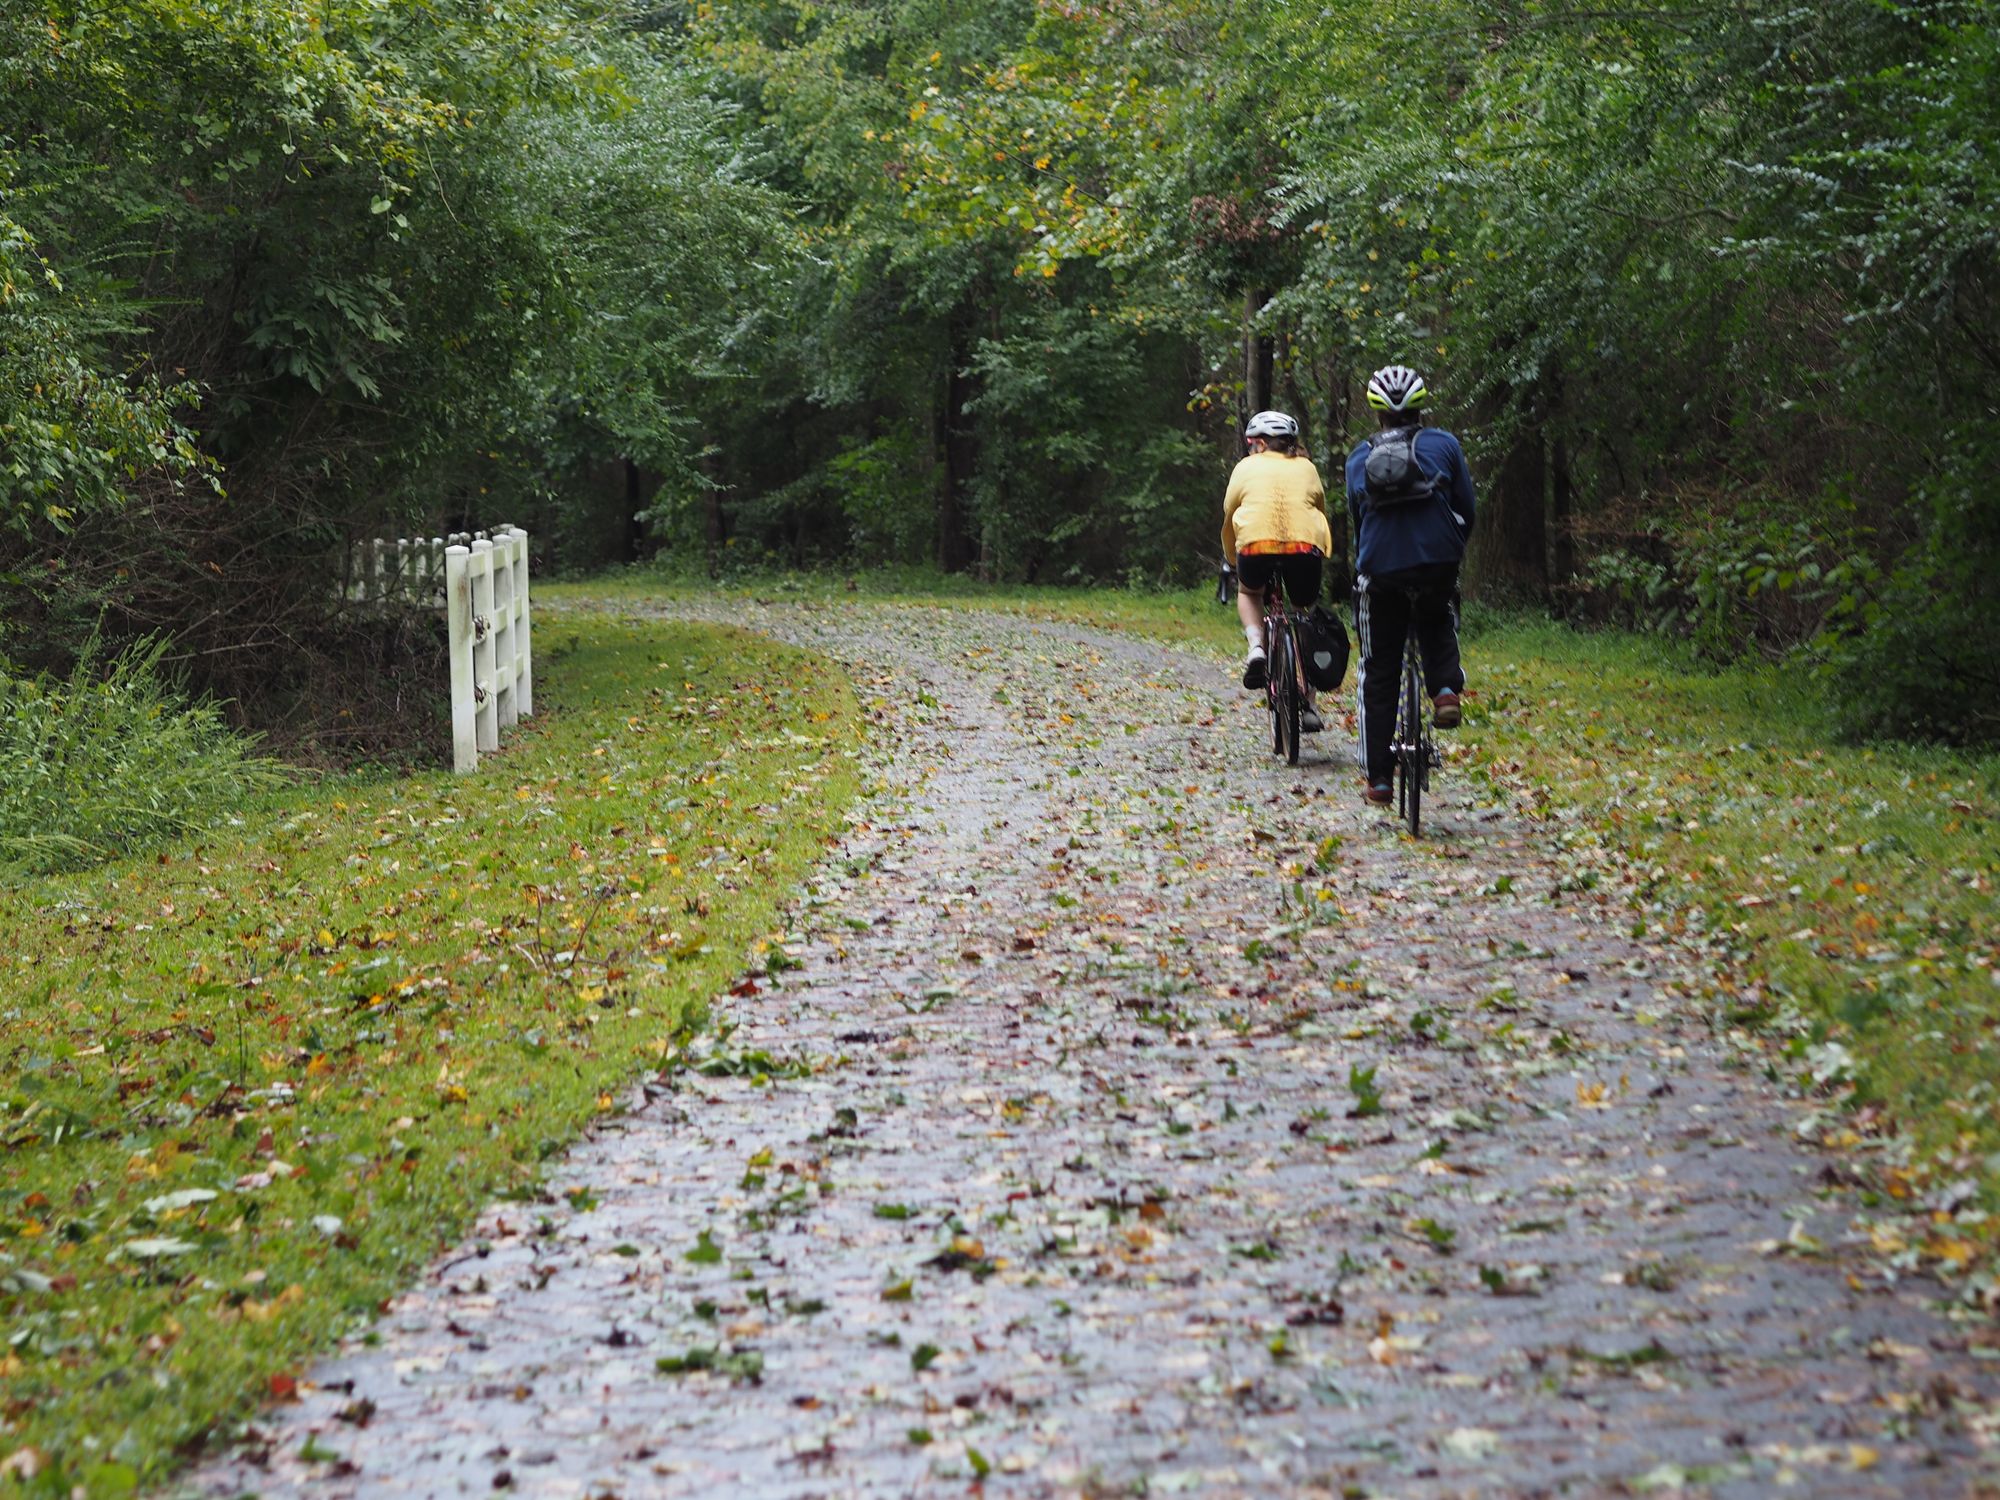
[{"xmin": 1400, "ymin": 643, "xmax": 1423, "ymax": 836}]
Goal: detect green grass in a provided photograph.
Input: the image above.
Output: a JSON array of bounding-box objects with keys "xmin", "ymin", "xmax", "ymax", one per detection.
[
  {"xmin": 0, "ymin": 611, "xmax": 862, "ymax": 1493},
  {"xmin": 579, "ymin": 562, "xmax": 2000, "ymax": 1275}
]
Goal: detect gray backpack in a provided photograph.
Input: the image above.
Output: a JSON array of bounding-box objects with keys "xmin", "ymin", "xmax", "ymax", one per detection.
[{"xmin": 1362, "ymin": 425, "xmax": 1436, "ymax": 510}]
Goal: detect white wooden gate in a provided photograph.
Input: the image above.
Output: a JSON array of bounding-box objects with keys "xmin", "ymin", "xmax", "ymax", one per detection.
[
  {"xmin": 345, "ymin": 526, "xmax": 532, "ymax": 773},
  {"xmin": 444, "ymin": 529, "xmax": 533, "ymax": 773}
]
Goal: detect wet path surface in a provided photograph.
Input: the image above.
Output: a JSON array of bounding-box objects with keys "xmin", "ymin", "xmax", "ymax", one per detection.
[{"xmin": 189, "ymin": 602, "xmax": 1999, "ymax": 1498}]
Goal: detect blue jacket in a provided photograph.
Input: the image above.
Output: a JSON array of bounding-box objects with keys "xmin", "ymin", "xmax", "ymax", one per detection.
[{"xmin": 1345, "ymin": 426, "xmax": 1477, "ymax": 577}]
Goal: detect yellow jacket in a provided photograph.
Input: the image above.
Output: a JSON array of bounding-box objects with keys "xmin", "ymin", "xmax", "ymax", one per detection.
[{"xmin": 1220, "ymin": 451, "xmax": 1333, "ymax": 562}]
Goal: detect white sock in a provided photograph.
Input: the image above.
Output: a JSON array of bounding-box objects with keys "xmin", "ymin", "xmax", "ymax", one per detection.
[{"xmin": 1244, "ymin": 624, "xmax": 1264, "ymax": 653}]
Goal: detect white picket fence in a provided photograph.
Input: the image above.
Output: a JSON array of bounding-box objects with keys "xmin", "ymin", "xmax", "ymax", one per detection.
[{"xmin": 345, "ymin": 527, "xmax": 532, "ymax": 773}]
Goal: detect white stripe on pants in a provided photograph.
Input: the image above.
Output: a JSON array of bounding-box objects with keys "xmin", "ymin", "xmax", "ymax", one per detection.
[{"xmin": 1353, "ymin": 583, "xmax": 1373, "ymax": 772}]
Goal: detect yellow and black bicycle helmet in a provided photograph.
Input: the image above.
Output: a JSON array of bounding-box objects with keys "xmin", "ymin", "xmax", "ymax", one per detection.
[{"xmin": 1365, "ymin": 365, "xmax": 1428, "ymax": 413}]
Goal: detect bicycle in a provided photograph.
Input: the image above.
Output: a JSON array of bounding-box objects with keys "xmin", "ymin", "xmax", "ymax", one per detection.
[
  {"xmin": 1262, "ymin": 584, "xmax": 1308, "ymax": 766},
  {"xmin": 1361, "ymin": 579, "xmax": 1450, "ymax": 836},
  {"xmin": 1218, "ymin": 560, "xmax": 1311, "ymax": 765},
  {"xmin": 1389, "ymin": 619, "xmax": 1439, "ymax": 835}
]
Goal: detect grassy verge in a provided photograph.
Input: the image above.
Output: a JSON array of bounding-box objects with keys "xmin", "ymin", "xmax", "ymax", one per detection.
[
  {"xmin": 572, "ymin": 563, "xmax": 2000, "ymax": 1288},
  {"xmin": 0, "ymin": 611, "xmax": 862, "ymax": 1492}
]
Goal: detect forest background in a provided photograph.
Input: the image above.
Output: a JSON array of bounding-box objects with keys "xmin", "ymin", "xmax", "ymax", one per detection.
[{"xmin": 4, "ymin": 0, "xmax": 1998, "ymax": 757}]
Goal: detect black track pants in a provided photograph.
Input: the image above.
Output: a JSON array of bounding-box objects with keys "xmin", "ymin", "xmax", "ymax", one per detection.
[{"xmin": 1355, "ymin": 563, "xmax": 1464, "ymax": 781}]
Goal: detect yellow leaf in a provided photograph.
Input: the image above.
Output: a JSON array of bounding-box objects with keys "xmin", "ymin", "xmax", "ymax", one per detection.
[
  {"xmin": 241, "ymin": 1284, "xmax": 306, "ymax": 1323},
  {"xmin": 1927, "ymin": 1237, "xmax": 1977, "ymax": 1269}
]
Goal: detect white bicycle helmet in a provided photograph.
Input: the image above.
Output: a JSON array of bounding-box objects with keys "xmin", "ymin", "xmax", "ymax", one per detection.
[
  {"xmin": 1365, "ymin": 365, "xmax": 1429, "ymax": 413},
  {"xmin": 1244, "ymin": 410, "xmax": 1300, "ymax": 440}
]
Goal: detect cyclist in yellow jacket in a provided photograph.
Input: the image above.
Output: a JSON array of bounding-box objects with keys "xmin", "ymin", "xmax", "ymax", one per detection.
[{"xmin": 1221, "ymin": 410, "xmax": 1334, "ymax": 733}]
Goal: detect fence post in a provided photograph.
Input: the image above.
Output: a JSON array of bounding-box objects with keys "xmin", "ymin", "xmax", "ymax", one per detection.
[
  {"xmin": 508, "ymin": 527, "xmax": 533, "ymax": 716},
  {"xmin": 445, "ymin": 545, "xmax": 477, "ymax": 773},
  {"xmin": 470, "ymin": 538, "xmax": 498, "ymax": 754},
  {"xmin": 492, "ymin": 532, "xmax": 516, "ymax": 729}
]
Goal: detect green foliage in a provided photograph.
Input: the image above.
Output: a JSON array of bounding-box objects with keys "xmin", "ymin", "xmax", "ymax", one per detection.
[
  {"xmin": 0, "ymin": 637, "xmax": 287, "ymax": 873},
  {"xmin": 677, "ymin": 0, "xmax": 2000, "ymax": 741},
  {"xmin": 0, "ymin": 2, "xmax": 790, "ymax": 731},
  {"xmin": 1822, "ymin": 430, "xmax": 2000, "ymax": 745},
  {"xmin": 0, "ymin": 200, "xmax": 208, "ymax": 533},
  {"xmin": 1583, "ymin": 505, "xmax": 1876, "ymax": 662}
]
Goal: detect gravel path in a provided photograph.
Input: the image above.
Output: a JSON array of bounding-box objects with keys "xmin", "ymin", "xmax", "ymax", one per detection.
[{"xmin": 188, "ymin": 601, "xmax": 1998, "ymax": 1498}]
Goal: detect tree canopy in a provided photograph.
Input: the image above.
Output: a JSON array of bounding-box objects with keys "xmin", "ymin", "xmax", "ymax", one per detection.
[{"xmin": 4, "ymin": 0, "xmax": 1996, "ymax": 742}]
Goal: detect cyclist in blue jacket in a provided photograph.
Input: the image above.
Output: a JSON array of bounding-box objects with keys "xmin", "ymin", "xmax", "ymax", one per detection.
[{"xmin": 1344, "ymin": 365, "xmax": 1477, "ymax": 806}]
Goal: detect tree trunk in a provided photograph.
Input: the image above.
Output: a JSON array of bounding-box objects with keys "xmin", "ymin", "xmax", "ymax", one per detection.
[
  {"xmin": 699, "ymin": 447, "xmax": 725, "ymax": 579},
  {"xmin": 1280, "ymin": 326, "xmax": 1312, "ymax": 445},
  {"xmin": 937, "ymin": 308, "xmax": 978, "ymax": 574},
  {"xmin": 1474, "ymin": 424, "xmax": 1549, "ymax": 601},
  {"xmin": 1551, "ymin": 430, "xmax": 1576, "ymax": 600},
  {"xmin": 622, "ymin": 459, "xmax": 647, "ymax": 564},
  {"xmin": 1243, "ymin": 287, "xmax": 1273, "ymax": 418}
]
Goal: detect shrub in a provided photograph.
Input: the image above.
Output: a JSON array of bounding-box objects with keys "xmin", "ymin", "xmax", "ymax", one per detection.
[
  {"xmin": 1572, "ymin": 498, "xmax": 1875, "ymax": 666},
  {"xmin": 0, "ymin": 638, "xmax": 288, "ymax": 873}
]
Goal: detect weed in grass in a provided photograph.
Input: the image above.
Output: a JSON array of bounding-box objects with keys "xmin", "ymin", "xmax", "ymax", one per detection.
[
  {"xmin": 1347, "ymin": 1063, "xmax": 1384, "ymax": 1119},
  {"xmin": 0, "ymin": 635, "xmax": 289, "ymax": 873}
]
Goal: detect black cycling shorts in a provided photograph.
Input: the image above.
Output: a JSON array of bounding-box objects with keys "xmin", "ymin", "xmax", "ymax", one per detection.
[{"xmin": 1236, "ymin": 551, "xmax": 1323, "ymax": 607}]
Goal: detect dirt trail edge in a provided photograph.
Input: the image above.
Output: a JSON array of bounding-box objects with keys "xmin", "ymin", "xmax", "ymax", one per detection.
[{"xmin": 189, "ymin": 601, "xmax": 1997, "ymax": 1499}]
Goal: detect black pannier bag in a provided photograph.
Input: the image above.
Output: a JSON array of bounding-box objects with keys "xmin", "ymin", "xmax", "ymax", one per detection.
[{"xmin": 1299, "ymin": 604, "xmax": 1350, "ymax": 691}]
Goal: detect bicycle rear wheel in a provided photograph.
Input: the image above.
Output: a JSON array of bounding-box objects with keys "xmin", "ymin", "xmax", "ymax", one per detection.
[
  {"xmin": 1265, "ymin": 623, "xmax": 1284, "ymax": 755},
  {"xmin": 1271, "ymin": 625, "xmax": 1301, "ymax": 765},
  {"xmin": 1400, "ymin": 642, "xmax": 1424, "ymax": 836}
]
